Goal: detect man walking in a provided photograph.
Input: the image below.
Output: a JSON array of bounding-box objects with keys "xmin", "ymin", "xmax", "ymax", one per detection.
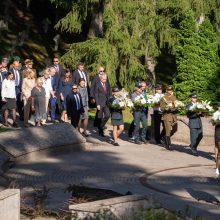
[
  {"xmin": 186, "ymin": 93, "xmax": 203, "ymax": 156},
  {"xmin": 66, "ymin": 84, "xmax": 84, "ymax": 128},
  {"xmin": 94, "ymin": 74, "xmax": 111, "ymax": 137},
  {"xmin": 10, "ymin": 60, "xmax": 24, "ymax": 121}
]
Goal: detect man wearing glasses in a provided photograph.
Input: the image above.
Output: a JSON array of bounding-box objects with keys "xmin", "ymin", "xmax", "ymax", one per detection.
[
  {"xmin": 66, "ymin": 84, "xmax": 84, "ymax": 128},
  {"xmin": 53, "ymin": 57, "xmax": 64, "ymax": 78}
]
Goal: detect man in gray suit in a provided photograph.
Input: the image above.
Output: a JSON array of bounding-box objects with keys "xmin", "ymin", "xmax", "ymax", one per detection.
[{"xmin": 186, "ymin": 93, "xmax": 203, "ymax": 156}]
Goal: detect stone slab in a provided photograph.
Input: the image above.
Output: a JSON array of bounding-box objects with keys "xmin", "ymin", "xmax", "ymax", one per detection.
[
  {"xmin": 0, "ymin": 123, "xmax": 86, "ymax": 158},
  {"xmin": 69, "ymin": 195, "xmax": 153, "ymax": 219},
  {"xmin": 0, "ymin": 189, "xmax": 20, "ymax": 220}
]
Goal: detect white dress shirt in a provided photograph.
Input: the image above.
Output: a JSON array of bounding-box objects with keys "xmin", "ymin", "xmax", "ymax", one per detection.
[
  {"xmin": 42, "ymin": 77, "xmax": 52, "ymax": 98},
  {"xmin": 1, "ymin": 79, "xmax": 16, "ymax": 99}
]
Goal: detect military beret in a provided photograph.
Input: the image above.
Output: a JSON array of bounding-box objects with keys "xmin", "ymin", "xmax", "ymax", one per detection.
[{"xmin": 189, "ymin": 93, "xmax": 197, "ymax": 98}]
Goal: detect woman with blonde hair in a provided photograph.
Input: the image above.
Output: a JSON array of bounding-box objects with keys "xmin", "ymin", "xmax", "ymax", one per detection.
[
  {"xmin": 22, "ymin": 69, "xmax": 36, "ymax": 127},
  {"xmin": 31, "ymin": 77, "xmax": 46, "ymax": 126},
  {"xmin": 59, "ymin": 68, "xmax": 72, "ymax": 122}
]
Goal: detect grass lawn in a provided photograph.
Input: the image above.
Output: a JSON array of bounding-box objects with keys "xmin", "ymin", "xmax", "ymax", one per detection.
[
  {"xmin": 0, "ymin": 127, "xmax": 10, "ymax": 133},
  {"xmin": 88, "ymin": 108, "xmax": 133, "ymax": 130}
]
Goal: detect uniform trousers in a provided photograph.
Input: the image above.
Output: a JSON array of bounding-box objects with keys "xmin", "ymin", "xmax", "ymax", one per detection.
[
  {"xmin": 190, "ymin": 128, "xmax": 203, "ymax": 150},
  {"xmin": 133, "ymin": 110, "xmax": 147, "ymax": 140},
  {"xmin": 164, "ymin": 120, "xmax": 178, "ymax": 137},
  {"xmin": 153, "ymin": 111, "xmax": 165, "ymax": 142}
]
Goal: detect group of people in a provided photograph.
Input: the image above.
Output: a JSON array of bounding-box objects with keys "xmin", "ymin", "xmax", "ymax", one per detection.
[{"xmin": 0, "ymin": 56, "xmax": 220, "ymax": 175}]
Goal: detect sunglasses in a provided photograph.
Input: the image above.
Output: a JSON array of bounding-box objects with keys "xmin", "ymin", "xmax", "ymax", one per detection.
[
  {"xmin": 99, "ymin": 70, "xmax": 105, "ymax": 73},
  {"xmin": 53, "ymin": 60, "xmax": 59, "ymax": 63},
  {"xmin": 72, "ymin": 87, "xmax": 77, "ymax": 89}
]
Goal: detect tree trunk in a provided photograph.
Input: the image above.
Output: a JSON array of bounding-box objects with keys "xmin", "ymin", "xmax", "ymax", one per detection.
[
  {"xmin": 88, "ymin": 1, "xmax": 105, "ymax": 37},
  {"xmin": 145, "ymin": 35, "xmax": 156, "ymax": 90}
]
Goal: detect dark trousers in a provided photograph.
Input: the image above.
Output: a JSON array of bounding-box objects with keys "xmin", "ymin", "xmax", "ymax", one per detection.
[
  {"xmin": 15, "ymin": 86, "xmax": 24, "ymax": 120},
  {"xmin": 49, "ymin": 97, "xmax": 56, "ymax": 120},
  {"xmin": 97, "ymin": 106, "xmax": 110, "ymax": 131},
  {"xmin": 70, "ymin": 111, "xmax": 81, "ymax": 128},
  {"xmin": 190, "ymin": 127, "xmax": 203, "ymax": 150},
  {"xmin": 154, "ymin": 111, "xmax": 165, "ymax": 142},
  {"xmin": 133, "ymin": 111, "xmax": 147, "ymax": 140}
]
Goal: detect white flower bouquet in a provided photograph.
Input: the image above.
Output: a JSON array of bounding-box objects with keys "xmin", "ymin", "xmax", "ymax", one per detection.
[
  {"xmin": 109, "ymin": 89, "xmax": 134, "ymax": 110},
  {"xmin": 133, "ymin": 94, "xmax": 148, "ymax": 108},
  {"xmin": 109, "ymin": 97, "xmax": 126, "ymax": 110},
  {"xmin": 210, "ymin": 111, "xmax": 220, "ymax": 125},
  {"xmin": 188, "ymin": 100, "xmax": 214, "ymax": 115},
  {"xmin": 150, "ymin": 94, "xmax": 164, "ymax": 107}
]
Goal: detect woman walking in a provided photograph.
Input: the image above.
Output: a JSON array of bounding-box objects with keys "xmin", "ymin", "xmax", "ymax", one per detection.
[
  {"xmin": 77, "ymin": 78, "xmax": 89, "ymax": 136},
  {"xmin": 59, "ymin": 69, "xmax": 72, "ymax": 122},
  {"xmin": 1, "ymin": 71, "xmax": 18, "ymax": 127},
  {"xmin": 109, "ymin": 88, "xmax": 124, "ymax": 146},
  {"xmin": 31, "ymin": 78, "xmax": 47, "ymax": 126},
  {"xmin": 22, "ymin": 69, "xmax": 36, "ymax": 127}
]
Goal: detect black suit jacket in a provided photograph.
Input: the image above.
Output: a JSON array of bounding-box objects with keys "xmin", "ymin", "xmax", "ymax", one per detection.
[
  {"xmin": 10, "ymin": 68, "xmax": 22, "ymax": 91},
  {"xmin": 94, "ymin": 79, "xmax": 111, "ymax": 107},
  {"xmin": 66, "ymin": 92, "xmax": 84, "ymax": 117},
  {"xmin": 186, "ymin": 103, "xmax": 202, "ymax": 129},
  {"xmin": 90, "ymin": 74, "xmax": 111, "ymax": 99},
  {"xmin": 72, "ymin": 69, "xmax": 89, "ymax": 86},
  {"xmin": 53, "ymin": 64, "xmax": 64, "ymax": 78}
]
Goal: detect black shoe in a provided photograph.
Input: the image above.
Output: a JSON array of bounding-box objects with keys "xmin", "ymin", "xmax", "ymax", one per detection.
[
  {"xmin": 141, "ymin": 138, "xmax": 148, "ymax": 144},
  {"xmin": 165, "ymin": 136, "xmax": 171, "ymax": 151},
  {"xmin": 156, "ymin": 140, "xmax": 162, "ymax": 144},
  {"xmin": 99, "ymin": 131, "xmax": 106, "ymax": 137},
  {"xmin": 135, "ymin": 140, "xmax": 142, "ymax": 145},
  {"xmin": 113, "ymin": 142, "xmax": 120, "ymax": 146},
  {"xmin": 191, "ymin": 148, "xmax": 198, "ymax": 157},
  {"xmin": 12, "ymin": 122, "xmax": 18, "ymax": 128},
  {"xmin": 19, "ymin": 117, "xmax": 24, "ymax": 121},
  {"xmin": 51, "ymin": 120, "xmax": 57, "ymax": 123}
]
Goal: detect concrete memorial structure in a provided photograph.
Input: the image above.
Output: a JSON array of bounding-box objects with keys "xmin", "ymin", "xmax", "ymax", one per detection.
[
  {"xmin": 0, "ymin": 123, "xmax": 86, "ymax": 161},
  {"xmin": 0, "ymin": 189, "xmax": 20, "ymax": 220}
]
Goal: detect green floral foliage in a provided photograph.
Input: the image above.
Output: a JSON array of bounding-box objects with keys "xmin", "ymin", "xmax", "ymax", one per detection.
[{"xmin": 173, "ymin": 11, "xmax": 219, "ymax": 102}]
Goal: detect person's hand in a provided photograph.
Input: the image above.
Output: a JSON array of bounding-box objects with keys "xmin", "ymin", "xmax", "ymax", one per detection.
[
  {"xmin": 91, "ymin": 99, "xmax": 95, "ymax": 104},
  {"xmin": 31, "ymin": 106, "xmax": 35, "ymax": 112},
  {"xmin": 97, "ymin": 105, "xmax": 100, "ymax": 110},
  {"xmin": 2, "ymin": 98, "xmax": 7, "ymax": 103},
  {"xmin": 60, "ymin": 94, "xmax": 64, "ymax": 101}
]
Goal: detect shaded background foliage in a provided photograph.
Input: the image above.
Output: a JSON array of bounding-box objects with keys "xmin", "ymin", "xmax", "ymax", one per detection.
[{"xmin": 0, "ymin": 0, "xmax": 219, "ymax": 100}]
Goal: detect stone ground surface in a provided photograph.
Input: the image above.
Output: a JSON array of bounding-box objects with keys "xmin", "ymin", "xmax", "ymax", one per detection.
[{"xmin": 0, "ymin": 117, "xmax": 220, "ymax": 220}]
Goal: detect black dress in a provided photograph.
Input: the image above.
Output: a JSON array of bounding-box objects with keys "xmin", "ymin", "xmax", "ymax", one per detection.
[
  {"xmin": 215, "ymin": 125, "xmax": 220, "ymax": 147},
  {"xmin": 109, "ymin": 96, "xmax": 124, "ymax": 126}
]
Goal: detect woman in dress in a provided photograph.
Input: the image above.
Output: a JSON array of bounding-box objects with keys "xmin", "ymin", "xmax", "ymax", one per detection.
[
  {"xmin": 59, "ymin": 69, "xmax": 72, "ymax": 122},
  {"xmin": 1, "ymin": 71, "xmax": 17, "ymax": 127},
  {"xmin": 109, "ymin": 88, "xmax": 124, "ymax": 146},
  {"xmin": 22, "ymin": 69, "xmax": 36, "ymax": 127},
  {"xmin": 77, "ymin": 78, "xmax": 89, "ymax": 136},
  {"xmin": 213, "ymin": 102, "xmax": 220, "ymax": 176},
  {"xmin": 31, "ymin": 77, "xmax": 46, "ymax": 126}
]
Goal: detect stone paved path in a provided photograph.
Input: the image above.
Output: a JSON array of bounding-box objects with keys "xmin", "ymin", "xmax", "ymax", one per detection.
[{"xmin": 1, "ymin": 121, "xmax": 220, "ymax": 219}]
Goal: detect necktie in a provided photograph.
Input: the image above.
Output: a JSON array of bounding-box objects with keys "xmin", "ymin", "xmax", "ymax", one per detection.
[
  {"xmin": 75, "ymin": 94, "xmax": 80, "ymax": 110},
  {"xmin": 79, "ymin": 70, "xmax": 87, "ymax": 87},
  {"xmin": 15, "ymin": 69, "xmax": 20, "ymax": 86}
]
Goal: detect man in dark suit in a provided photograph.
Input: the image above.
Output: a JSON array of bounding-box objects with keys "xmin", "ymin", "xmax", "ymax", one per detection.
[
  {"xmin": 94, "ymin": 74, "xmax": 111, "ymax": 136},
  {"xmin": 10, "ymin": 60, "xmax": 24, "ymax": 120},
  {"xmin": 186, "ymin": 93, "xmax": 203, "ymax": 156},
  {"xmin": 66, "ymin": 84, "xmax": 84, "ymax": 128},
  {"xmin": 90, "ymin": 66, "xmax": 111, "ymax": 127},
  {"xmin": 72, "ymin": 62, "xmax": 89, "ymax": 89},
  {"xmin": 52, "ymin": 57, "xmax": 64, "ymax": 78}
]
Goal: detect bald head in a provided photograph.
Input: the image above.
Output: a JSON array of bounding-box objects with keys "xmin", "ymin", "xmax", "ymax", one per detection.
[{"xmin": 13, "ymin": 61, "xmax": 20, "ymax": 70}]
